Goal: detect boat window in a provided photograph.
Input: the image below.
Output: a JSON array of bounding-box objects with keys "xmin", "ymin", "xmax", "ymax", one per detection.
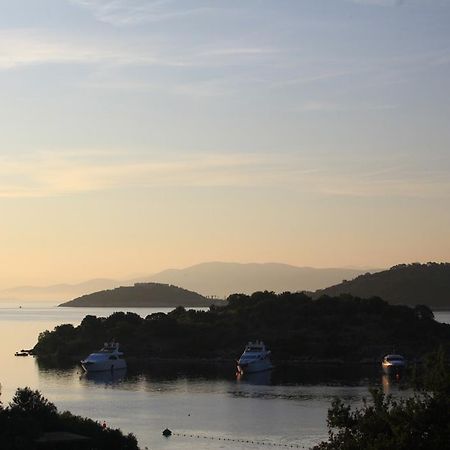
[
  {"xmin": 246, "ymin": 347, "xmax": 262, "ymax": 352},
  {"xmin": 386, "ymin": 355, "xmax": 404, "ymax": 362},
  {"xmin": 109, "ymin": 355, "xmax": 117, "ymax": 360}
]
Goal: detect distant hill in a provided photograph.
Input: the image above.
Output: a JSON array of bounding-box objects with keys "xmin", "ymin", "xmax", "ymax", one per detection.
[
  {"xmin": 314, "ymin": 263, "xmax": 450, "ymax": 308},
  {"xmin": 146, "ymin": 262, "xmax": 369, "ymax": 297},
  {"xmin": 0, "ymin": 279, "xmax": 120, "ymax": 302},
  {"xmin": 59, "ymin": 282, "xmax": 212, "ymax": 308},
  {"xmin": 0, "ymin": 262, "xmax": 371, "ymax": 302}
]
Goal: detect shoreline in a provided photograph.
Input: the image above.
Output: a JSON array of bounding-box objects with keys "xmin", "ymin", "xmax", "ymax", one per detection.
[
  {"xmin": 54, "ymin": 305, "xmax": 450, "ymax": 312},
  {"xmin": 36, "ymin": 354, "xmax": 392, "ymax": 366}
]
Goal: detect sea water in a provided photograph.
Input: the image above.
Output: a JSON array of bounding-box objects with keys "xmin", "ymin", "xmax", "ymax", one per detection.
[{"xmin": 0, "ymin": 302, "xmax": 434, "ymax": 449}]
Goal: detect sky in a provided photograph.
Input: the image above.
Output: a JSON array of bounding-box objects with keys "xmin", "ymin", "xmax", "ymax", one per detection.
[{"xmin": 0, "ymin": 0, "xmax": 449, "ymax": 287}]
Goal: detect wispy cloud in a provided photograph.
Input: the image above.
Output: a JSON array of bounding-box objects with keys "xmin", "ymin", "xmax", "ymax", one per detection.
[
  {"xmin": 348, "ymin": 0, "xmax": 407, "ymax": 6},
  {"xmin": 291, "ymin": 101, "xmax": 397, "ymax": 113},
  {"xmin": 197, "ymin": 47, "xmax": 279, "ymax": 58},
  {"xmin": 0, "ymin": 28, "xmax": 167, "ymax": 70},
  {"xmin": 70, "ymin": 0, "xmax": 216, "ymax": 26},
  {"xmin": 0, "ymin": 29, "xmax": 98, "ymax": 69},
  {"xmin": 316, "ymin": 170, "xmax": 450, "ymax": 198},
  {"xmin": 0, "ymin": 151, "xmax": 293, "ymax": 197},
  {"xmin": 0, "ymin": 150, "xmax": 448, "ymax": 199},
  {"xmin": 0, "ymin": 27, "xmax": 279, "ymax": 74}
]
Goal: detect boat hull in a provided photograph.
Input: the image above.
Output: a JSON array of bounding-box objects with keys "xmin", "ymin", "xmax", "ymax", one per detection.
[
  {"xmin": 81, "ymin": 360, "xmax": 127, "ymax": 373},
  {"xmin": 382, "ymin": 362, "xmax": 406, "ymax": 375},
  {"xmin": 237, "ymin": 359, "xmax": 273, "ymax": 375}
]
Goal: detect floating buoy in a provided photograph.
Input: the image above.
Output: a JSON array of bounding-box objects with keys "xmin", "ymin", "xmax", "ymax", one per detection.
[{"xmin": 162, "ymin": 428, "xmax": 172, "ymax": 437}]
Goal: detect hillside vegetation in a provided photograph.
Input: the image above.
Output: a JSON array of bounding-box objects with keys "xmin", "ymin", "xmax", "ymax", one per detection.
[
  {"xmin": 59, "ymin": 282, "xmax": 212, "ymax": 308},
  {"xmin": 315, "ymin": 263, "xmax": 450, "ymax": 308},
  {"xmin": 37, "ymin": 292, "xmax": 450, "ymax": 363},
  {"xmin": 0, "ymin": 387, "xmax": 138, "ymax": 449}
]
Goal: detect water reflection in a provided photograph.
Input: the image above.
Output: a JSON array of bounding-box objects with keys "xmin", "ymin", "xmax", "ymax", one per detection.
[
  {"xmin": 35, "ymin": 356, "xmax": 78, "ymax": 371},
  {"xmin": 381, "ymin": 372, "xmax": 406, "ymax": 396},
  {"xmin": 34, "ymin": 359, "xmax": 387, "ymax": 388},
  {"xmin": 82, "ymin": 368, "xmax": 127, "ymax": 386},
  {"xmin": 236, "ymin": 370, "xmax": 273, "ymax": 386}
]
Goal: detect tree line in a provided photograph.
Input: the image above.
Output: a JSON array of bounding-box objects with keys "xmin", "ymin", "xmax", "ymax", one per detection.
[{"xmin": 35, "ymin": 292, "xmax": 450, "ymax": 363}]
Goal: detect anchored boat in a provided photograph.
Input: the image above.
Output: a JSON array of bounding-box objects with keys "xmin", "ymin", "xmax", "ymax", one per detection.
[
  {"xmin": 381, "ymin": 354, "xmax": 406, "ymax": 375},
  {"xmin": 81, "ymin": 342, "xmax": 126, "ymax": 372},
  {"xmin": 237, "ymin": 340, "xmax": 273, "ymax": 375}
]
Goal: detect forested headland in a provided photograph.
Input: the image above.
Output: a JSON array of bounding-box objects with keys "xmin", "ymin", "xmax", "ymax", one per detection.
[
  {"xmin": 35, "ymin": 292, "xmax": 450, "ymax": 363},
  {"xmin": 314, "ymin": 262, "xmax": 450, "ymax": 308}
]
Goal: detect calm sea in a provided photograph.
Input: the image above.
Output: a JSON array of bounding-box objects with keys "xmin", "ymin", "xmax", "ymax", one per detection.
[{"xmin": 1, "ymin": 302, "xmax": 443, "ymax": 450}]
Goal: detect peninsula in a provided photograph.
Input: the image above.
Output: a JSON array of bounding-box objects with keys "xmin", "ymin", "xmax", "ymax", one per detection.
[
  {"xmin": 37, "ymin": 292, "xmax": 449, "ymax": 364},
  {"xmin": 314, "ymin": 262, "xmax": 450, "ymax": 308}
]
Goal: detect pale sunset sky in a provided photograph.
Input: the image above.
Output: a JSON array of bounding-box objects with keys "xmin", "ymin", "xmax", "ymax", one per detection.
[{"xmin": 0, "ymin": 0, "xmax": 449, "ymax": 287}]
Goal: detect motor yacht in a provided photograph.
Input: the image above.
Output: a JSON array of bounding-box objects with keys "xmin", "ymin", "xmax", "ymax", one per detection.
[
  {"xmin": 381, "ymin": 354, "xmax": 406, "ymax": 374},
  {"xmin": 237, "ymin": 340, "xmax": 273, "ymax": 374},
  {"xmin": 81, "ymin": 342, "xmax": 126, "ymax": 372}
]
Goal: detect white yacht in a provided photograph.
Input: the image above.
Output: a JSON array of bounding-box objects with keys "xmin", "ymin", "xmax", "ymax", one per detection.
[
  {"xmin": 381, "ymin": 354, "xmax": 406, "ymax": 374},
  {"xmin": 81, "ymin": 342, "xmax": 126, "ymax": 373},
  {"xmin": 237, "ymin": 341, "xmax": 273, "ymax": 375}
]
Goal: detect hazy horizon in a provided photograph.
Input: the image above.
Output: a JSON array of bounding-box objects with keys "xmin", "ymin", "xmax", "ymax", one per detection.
[
  {"xmin": 0, "ymin": 260, "xmax": 387, "ymax": 290},
  {"xmin": 1, "ymin": 0, "xmax": 449, "ymax": 287}
]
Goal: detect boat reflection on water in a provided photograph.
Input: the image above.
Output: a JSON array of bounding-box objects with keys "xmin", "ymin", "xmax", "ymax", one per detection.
[
  {"xmin": 236, "ymin": 369, "xmax": 273, "ymax": 386},
  {"xmin": 381, "ymin": 372, "xmax": 405, "ymax": 395},
  {"xmin": 381, "ymin": 374, "xmax": 391, "ymax": 395},
  {"xmin": 82, "ymin": 368, "xmax": 127, "ymax": 385}
]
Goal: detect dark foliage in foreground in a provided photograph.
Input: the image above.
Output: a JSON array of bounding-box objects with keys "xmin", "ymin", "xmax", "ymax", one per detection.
[
  {"xmin": 313, "ymin": 348, "xmax": 450, "ymax": 450},
  {"xmin": 34, "ymin": 292, "xmax": 450, "ymax": 363},
  {"xmin": 0, "ymin": 387, "xmax": 138, "ymax": 450}
]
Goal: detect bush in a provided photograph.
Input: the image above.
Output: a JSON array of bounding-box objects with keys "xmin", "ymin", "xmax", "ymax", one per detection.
[
  {"xmin": 314, "ymin": 349, "xmax": 450, "ymax": 450},
  {"xmin": 0, "ymin": 388, "xmax": 139, "ymax": 450}
]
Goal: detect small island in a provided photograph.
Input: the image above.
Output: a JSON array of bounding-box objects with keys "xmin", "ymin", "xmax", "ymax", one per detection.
[
  {"xmin": 36, "ymin": 291, "xmax": 450, "ymax": 364},
  {"xmin": 59, "ymin": 282, "xmax": 215, "ymax": 308}
]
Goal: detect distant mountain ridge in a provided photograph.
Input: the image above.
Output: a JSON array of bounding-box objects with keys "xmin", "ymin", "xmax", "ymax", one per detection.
[
  {"xmin": 146, "ymin": 262, "xmax": 369, "ymax": 298},
  {"xmin": 59, "ymin": 282, "xmax": 211, "ymax": 308},
  {"xmin": 0, "ymin": 279, "xmax": 119, "ymax": 302},
  {"xmin": 8, "ymin": 262, "xmax": 449, "ymax": 309},
  {"xmin": 314, "ymin": 262, "xmax": 450, "ymax": 308},
  {"xmin": 0, "ymin": 262, "xmax": 370, "ymax": 302}
]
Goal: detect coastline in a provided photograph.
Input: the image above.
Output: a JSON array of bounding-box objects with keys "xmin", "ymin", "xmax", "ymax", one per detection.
[{"xmin": 36, "ymin": 354, "xmax": 390, "ymax": 367}]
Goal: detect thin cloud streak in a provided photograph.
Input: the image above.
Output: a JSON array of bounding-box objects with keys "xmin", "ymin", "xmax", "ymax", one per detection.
[
  {"xmin": 291, "ymin": 101, "xmax": 397, "ymax": 113},
  {"xmin": 0, "ymin": 29, "xmax": 165, "ymax": 70},
  {"xmin": 0, "ymin": 151, "xmax": 448, "ymax": 200},
  {"xmin": 347, "ymin": 0, "xmax": 407, "ymax": 6},
  {"xmin": 70, "ymin": 0, "xmax": 218, "ymax": 25},
  {"xmin": 0, "ymin": 28, "xmax": 280, "ymax": 73},
  {"xmin": 0, "ymin": 151, "xmax": 295, "ymax": 197}
]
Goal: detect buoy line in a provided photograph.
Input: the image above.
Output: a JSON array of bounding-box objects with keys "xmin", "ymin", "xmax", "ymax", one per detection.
[{"xmin": 171, "ymin": 432, "xmax": 307, "ymax": 448}]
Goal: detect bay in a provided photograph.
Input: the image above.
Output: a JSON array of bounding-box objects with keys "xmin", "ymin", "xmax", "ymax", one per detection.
[{"xmin": 0, "ymin": 303, "xmax": 423, "ymax": 449}]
